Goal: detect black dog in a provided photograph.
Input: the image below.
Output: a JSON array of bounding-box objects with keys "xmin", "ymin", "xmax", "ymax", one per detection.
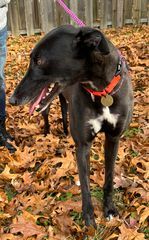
[{"xmin": 9, "ymin": 25, "xmax": 133, "ymax": 228}]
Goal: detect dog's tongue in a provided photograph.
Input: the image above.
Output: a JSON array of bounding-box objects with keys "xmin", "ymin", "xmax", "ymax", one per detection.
[{"xmin": 29, "ymin": 87, "xmax": 47, "ymax": 115}]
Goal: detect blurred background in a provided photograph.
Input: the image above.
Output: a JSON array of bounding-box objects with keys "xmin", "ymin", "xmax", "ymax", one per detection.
[{"xmin": 7, "ymin": 0, "xmax": 149, "ymax": 36}]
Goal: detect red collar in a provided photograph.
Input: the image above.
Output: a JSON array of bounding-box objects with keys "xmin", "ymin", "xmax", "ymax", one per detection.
[
  {"xmin": 83, "ymin": 74, "xmax": 121, "ymax": 97},
  {"xmin": 82, "ymin": 54, "xmax": 123, "ymax": 97}
]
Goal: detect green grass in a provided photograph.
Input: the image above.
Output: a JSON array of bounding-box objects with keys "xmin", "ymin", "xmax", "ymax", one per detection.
[
  {"xmin": 91, "ymin": 187, "xmax": 103, "ymax": 201},
  {"xmin": 4, "ymin": 184, "xmax": 17, "ymax": 202},
  {"xmin": 140, "ymin": 227, "xmax": 149, "ymax": 239},
  {"xmin": 124, "ymin": 127, "xmax": 141, "ymax": 138},
  {"xmin": 56, "ymin": 192, "xmax": 73, "ymax": 201},
  {"xmin": 144, "ymin": 228, "xmax": 149, "ymax": 239},
  {"xmin": 129, "ymin": 166, "xmax": 137, "ymax": 174},
  {"xmin": 129, "ymin": 149, "xmax": 139, "ymax": 157},
  {"xmin": 93, "ymin": 154, "xmax": 100, "ymax": 161},
  {"xmin": 26, "ymin": 206, "xmax": 33, "ymax": 213},
  {"xmin": 70, "ymin": 211, "xmax": 83, "ymax": 226},
  {"xmin": 36, "ymin": 217, "xmax": 51, "ymax": 227}
]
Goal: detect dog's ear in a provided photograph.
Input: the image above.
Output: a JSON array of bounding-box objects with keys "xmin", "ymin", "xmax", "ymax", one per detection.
[{"xmin": 74, "ymin": 27, "xmax": 110, "ymax": 55}]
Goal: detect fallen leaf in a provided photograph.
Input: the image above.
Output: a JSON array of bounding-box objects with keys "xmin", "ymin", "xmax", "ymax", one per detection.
[{"xmin": 10, "ymin": 211, "xmax": 46, "ymax": 240}]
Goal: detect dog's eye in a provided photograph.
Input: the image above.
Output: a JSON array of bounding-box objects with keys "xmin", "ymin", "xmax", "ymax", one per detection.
[{"xmin": 37, "ymin": 58, "xmax": 42, "ymax": 65}]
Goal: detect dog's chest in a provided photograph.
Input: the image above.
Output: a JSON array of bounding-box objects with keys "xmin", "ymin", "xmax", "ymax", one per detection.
[{"xmin": 88, "ymin": 107, "xmax": 119, "ymax": 134}]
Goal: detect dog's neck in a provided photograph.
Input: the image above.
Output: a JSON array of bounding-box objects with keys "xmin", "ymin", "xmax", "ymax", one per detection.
[{"xmin": 86, "ymin": 46, "xmax": 119, "ymax": 90}]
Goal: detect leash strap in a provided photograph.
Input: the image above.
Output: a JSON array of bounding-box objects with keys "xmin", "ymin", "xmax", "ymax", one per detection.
[{"xmin": 56, "ymin": 0, "xmax": 85, "ymax": 27}]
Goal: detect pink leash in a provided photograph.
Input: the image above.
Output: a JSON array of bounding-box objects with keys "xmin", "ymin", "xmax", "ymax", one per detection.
[{"xmin": 56, "ymin": 0, "xmax": 85, "ymax": 27}]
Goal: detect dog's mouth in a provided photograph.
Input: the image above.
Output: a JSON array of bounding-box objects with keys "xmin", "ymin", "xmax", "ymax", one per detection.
[{"xmin": 29, "ymin": 82, "xmax": 63, "ymax": 115}]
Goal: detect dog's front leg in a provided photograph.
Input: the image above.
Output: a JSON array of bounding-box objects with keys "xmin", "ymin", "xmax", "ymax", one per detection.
[
  {"xmin": 103, "ymin": 133, "xmax": 119, "ymax": 219},
  {"xmin": 76, "ymin": 142, "xmax": 96, "ymax": 228},
  {"xmin": 59, "ymin": 94, "xmax": 68, "ymax": 135},
  {"xmin": 42, "ymin": 107, "xmax": 50, "ymax": 136}
]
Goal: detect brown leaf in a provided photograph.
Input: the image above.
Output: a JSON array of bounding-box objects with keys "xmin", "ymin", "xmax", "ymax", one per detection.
[
  {"xmin": 0, "ymin": 233, "xmax": 22, "ymax": 240},
  {"xmin": 0, "ymin": 165, "xmax": 19, "ymax": 180},
  {"xmin": 137, "ymin": 205, "xmax": 149, "ymax": 224},
  {"xmin": 10, "ymin": 211, "xmax": 46, "ymax": 240},
  {"xmin": 118, "ymin": 223, "xmax": 145, "ymax": 240},
  {"xmin": 114, "ymin": 175, "xmax": 135, "ymax": 189}
]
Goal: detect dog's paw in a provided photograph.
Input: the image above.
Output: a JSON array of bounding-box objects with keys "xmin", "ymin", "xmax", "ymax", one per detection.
[
  {"xmin": 106, "ymin": 214, "xmax": 114, "ymax": 221},
  {"xmin": 84, "ymin": 213, "xmax": 97, "ymax": 229},
  {"xmin": 43, "ymin": 128, "xmax": 50, "ymax": 136},
  {"xmin": 104, "ymin": 204, "xmax": 119, "ymax": 221}
]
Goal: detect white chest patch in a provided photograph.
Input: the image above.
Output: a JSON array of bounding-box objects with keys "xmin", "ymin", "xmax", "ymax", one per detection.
[{"xmin": 88, "ymin": 107, "xmax": 119, "ymax": 134}]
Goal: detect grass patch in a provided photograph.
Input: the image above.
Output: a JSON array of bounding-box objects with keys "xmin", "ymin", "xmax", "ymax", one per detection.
[
  {"xmin": 4, "ymin": 184, "xmax": 17, "ymax": 202},
  {"xmin": 70, "ymin": 211, "xmax": 83, "ymax": 226},
  {"xmin": 140, "ymin": 227, "xmax": 149, "ymax": 239},
  {"xmin": 26, "ymin": 206, "xmax": 33, "ymax": 213},
  {"xmin": 144, "ymin": 228, "xmax": 149, "ymax": 239},
  {"xmin": 124, "ymin": 127, "xmax": 141, "ymax": 138},
  {"xmin": 94, "ymin": 224, "xmax": 106, "ymax": 240},
  {"xmin": 93, "ymin": 154, "xmax": 100, "ymax": 161},
  {"xmin": 36, "ymin": 217, "xmax": 51, "ymax": 227},
  {"xmin": 91, "ymin": 187, "xmax": 103, "ymax": 201},
  {"xmin": 130, "ymin": 166, "xmax": 137, "ymax": 174},
  {"xmin": 56, "ymin": 192, "xmax": 73, "ymax": 202},
  {"xmin": 129, "ymin": 149, "xmax": 139, "ymax": 157}
]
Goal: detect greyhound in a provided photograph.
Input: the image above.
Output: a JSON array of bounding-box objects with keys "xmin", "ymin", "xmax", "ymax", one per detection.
[{"xmin": 9, "ymin": 25, "xmax": 133, "ymax": 228}]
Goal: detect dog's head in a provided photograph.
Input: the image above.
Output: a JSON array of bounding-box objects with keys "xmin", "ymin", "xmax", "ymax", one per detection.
[{"xmin": 9, "ymin": 25, "xmax": 109, "ymax": 114}]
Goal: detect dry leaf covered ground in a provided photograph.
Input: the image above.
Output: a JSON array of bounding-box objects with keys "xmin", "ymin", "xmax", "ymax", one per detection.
[{"xmin": 0, "ymin": 25, "xmax": 148, "ymax": 240}]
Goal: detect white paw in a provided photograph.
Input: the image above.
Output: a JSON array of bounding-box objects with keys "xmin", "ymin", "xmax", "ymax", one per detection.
[
  {"xmin": 76, "ymin": 180, "xmax": 81, "ymax": 186},
  {"xmin": 106, "ymin": 214, "xmax": 113, "ymax": 221}
]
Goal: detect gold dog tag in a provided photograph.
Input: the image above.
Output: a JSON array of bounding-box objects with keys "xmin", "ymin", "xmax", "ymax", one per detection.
[{"xmin": 101, "ymin": 95, "xmax": 113, "ymax": 107}]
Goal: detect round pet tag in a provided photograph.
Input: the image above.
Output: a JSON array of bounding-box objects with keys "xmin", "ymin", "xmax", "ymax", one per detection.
[{"xmin": 101, "ymin": 94, "xmax": 114, "ymax": 107}]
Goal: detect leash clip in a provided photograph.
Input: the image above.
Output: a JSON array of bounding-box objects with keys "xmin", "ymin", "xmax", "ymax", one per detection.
[{"xmin": 115, "ymin": 58, "xmax": 122, "ymax": 76}]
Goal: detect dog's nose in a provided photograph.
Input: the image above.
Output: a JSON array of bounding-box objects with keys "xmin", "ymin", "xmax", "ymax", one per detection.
[{"xmin": 9, "ymin": 95, "xmax": 17, "ymax": 105}]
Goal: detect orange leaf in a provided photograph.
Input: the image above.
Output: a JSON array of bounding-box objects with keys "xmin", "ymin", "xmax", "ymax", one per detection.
[
  {"xmin": 118, "ymin": 223, "xmax": 145, "ymax": 240},
  {"xmin": 10, "ymin": 211, "xmax": 46, "ymax": 240}
]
